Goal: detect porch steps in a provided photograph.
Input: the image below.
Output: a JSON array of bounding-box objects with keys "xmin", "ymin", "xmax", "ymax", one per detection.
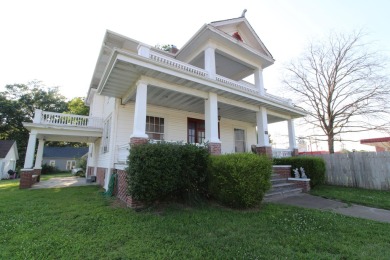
[{"xmin": 265, "ymin": 170, "xmax": 303, "ymax": 201}]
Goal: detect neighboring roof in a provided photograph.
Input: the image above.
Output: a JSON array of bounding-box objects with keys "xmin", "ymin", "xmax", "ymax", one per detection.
[
  {"xmin": 43, "ymin": 147, "xmax": 89, "ymax": 158},
  {"xmin": 360, "ymin": 137, "xmax": 390, "ymax": 150},
  {"xmin": 360, "ymin": 137, "xmax": 390, "ymax": 144},
  {"xmin": 0, "ymin": 140, "xmax": 16, "ymax": 158}
]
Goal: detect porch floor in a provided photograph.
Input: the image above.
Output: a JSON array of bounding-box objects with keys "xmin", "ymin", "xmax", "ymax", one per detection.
[{"xmin": 30, "ymin": 177, "xmax": 98, "ymax": 189}]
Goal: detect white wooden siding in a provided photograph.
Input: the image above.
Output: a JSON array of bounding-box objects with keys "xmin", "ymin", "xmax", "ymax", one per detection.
[{"xmin": 115, "ymin": 102, "xmax": 256, "ymax": 154}]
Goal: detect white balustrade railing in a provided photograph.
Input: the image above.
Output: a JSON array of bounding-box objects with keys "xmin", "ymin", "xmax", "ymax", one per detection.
[
  {"xmin": 272, "ymin": 148, "xmax": 293, "ymax": 158},
  {"xmin": 33, "ymin": 110, "xmax": 103, "ymax": 128},
  {"xmin": 216, "ymin": 75, "xmax": 259, "ymax": 95},
  {"xmin": 148, "ymin": 50, "xmax": 293, "ymax": 106},
  {"xmin": 149, "ymin": 51, "xmax": 209, "ymax": 77},
  {"xmin": 265, "ymin": 92, "xmax": 293, "ymax": 105},
  {"xmin": 116, "ymin": 143, "xmax": 130, "ymax": 164}
]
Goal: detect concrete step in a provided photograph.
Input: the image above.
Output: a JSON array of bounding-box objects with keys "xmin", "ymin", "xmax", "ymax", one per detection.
[
  {"xmin": 269, "ymin": 182, "xmax": 296, "ymax": 193},
  {"xmin": 264, "ymin": 187, "xmax": 303, "ymax": 201},
  {"xmin": 270, "ymin": 178, "xmax": 288, "ymax": 185}
]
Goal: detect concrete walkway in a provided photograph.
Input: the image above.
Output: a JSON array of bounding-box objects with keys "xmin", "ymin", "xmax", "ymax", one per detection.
[
  {"xmin": 31, "ymin": 177, "xmax": 98, "ymax": 189},
  {"xmin": 269, "ymin": 193, "xmax": 390, "ymax": 223}
]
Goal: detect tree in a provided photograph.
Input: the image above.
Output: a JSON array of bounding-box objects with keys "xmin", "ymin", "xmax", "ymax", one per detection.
[
  {"xmin": 66, "ymin": 97, "xmax": 89, "ymax": 116},
  {"xmin": 284, "ymin": 31, "xmax": 390, "ymax": 153},
  {"xmin": 0, "ymin": 81, "xmax": 68, "ymax": 167}
]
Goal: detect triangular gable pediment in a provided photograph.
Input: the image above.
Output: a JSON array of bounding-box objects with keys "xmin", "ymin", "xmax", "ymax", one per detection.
[{"xmin": 209, "ymin": 17, "xmax": 273, "ymax": 59}]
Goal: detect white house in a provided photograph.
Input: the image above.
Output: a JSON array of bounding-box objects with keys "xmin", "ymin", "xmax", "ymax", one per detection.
[
  {"xmin": 0, "ymin": 140, "xmax": 19, "ymax": 179},
  {"xmin": 21, "ymin": 15, "xmax": 305, "ymax": 202}
]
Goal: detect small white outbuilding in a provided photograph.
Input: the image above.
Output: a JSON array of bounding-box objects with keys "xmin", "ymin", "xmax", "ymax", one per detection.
[{"xmin": 0, "ymin": 140, "xmax": 19, "ymax": 179}]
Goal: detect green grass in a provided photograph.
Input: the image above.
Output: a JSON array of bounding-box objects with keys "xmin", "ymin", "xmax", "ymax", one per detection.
[
  {"xmin": 311, "ymin": 185, "xmax": 390, "ymax": 210},
  {"xmin": 1, "ymin": 181, "xmax": 390, "ymax": 259}
]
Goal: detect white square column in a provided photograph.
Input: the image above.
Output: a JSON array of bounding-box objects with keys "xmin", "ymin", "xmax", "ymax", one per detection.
[
  {"xmin": 254, "ymin": 68, "xmax": 265, "ymax": 96},
  {"xmin": 256, "ymin": 107, "xmax": 269, "ymax": 147},
  {"xmin": 34, "ymin": 139, "xmax": 45, "ymax": 169},
  {"xmin": 23, "ymin": 132, "xmax": 37, "ymax": 169},
  {"xmin": 256, "ymin": 107, "xmax": 272, "ymax": 157},
  {"xmin": 205, "ymin": 92, "xmax": 221, "ymax": 154},
  {"xmin": 204, "ymin": 47, "xmax": 216, "ymax": 80},
  {"xmin": 288, "ymin": 119, "xmax": 298, "ymax": 156},
  {"xmin": 130, "ymin": 81, "xmax": 149, "ymax": 142}
]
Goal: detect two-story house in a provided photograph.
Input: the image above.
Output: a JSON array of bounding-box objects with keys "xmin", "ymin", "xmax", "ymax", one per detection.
[{"xmin": 21, "ymin": 15, "xmax": 305, "ymax": 205}]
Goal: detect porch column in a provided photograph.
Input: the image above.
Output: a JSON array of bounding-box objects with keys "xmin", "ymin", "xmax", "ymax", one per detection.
[
  {"xmin": 288, "ymin": 119, "xmax": 299, "ymax": 156},
  {"xmin": 204, "ymin": 47, "xmax": 216, "ymax": 80},
  {"xmin": 130, "ymin": 81, "xmax": 149, "ymax": 145},
  {"xmin": 256, "ymin": 107, "xmax": 272, "ymax": 158},
  {"xmin": 34, "ymin": 139, "xmax": 45, "ymax": 169},
  {"xmin": 254, "ymin": 68, "xmax": 265, "ymax": 96},
  {"xmin": 205, "ymin": 92, "xmax": 221, "ymax": 154},
  {"xmin": 23, "ymin": 131, "xmax": 37, "ymax": 169}
]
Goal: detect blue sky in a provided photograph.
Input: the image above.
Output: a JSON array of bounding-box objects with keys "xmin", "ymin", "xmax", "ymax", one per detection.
[{"xmin": 0, "ymin": 0, "xmax": 389, "ymax": 151}]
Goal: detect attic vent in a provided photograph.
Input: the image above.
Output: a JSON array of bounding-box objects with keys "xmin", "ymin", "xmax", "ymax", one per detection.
[{"xmin": 232, "ymin": 32, "xmax": 243, "ymax": 42}]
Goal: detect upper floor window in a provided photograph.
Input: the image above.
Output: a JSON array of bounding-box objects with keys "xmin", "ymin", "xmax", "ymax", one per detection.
[
  {"xmin": 146, "ymin": 116, "xmax": 164, "ymax": 140},
  {"xmin": 102, "ymin": 116, "xmax": 111, "ymax": 153}
]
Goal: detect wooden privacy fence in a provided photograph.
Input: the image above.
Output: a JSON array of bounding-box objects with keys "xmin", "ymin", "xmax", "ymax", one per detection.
[{"xmin": 315, "ymin": 152, "xmax": 390, "ymax": 190}]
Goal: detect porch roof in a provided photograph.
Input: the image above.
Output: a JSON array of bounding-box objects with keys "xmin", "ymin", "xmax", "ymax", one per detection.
[{"xmin": 94, "ymin": 49, "xmax": 305, "ymax": 124}]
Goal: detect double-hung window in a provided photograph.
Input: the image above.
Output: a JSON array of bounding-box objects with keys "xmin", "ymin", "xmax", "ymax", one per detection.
[
  {"xmin": 102, "ymin": 116, "xmax": 111, "ymax": 153},
  {"xmin": 146, "ymin": 116, "xmax": 164, "ymax": 140}
]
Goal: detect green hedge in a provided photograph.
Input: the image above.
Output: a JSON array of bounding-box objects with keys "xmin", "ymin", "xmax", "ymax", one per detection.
[
  {"xmin": 273, "ymin": 156, "xmax": 326, "ymax": 188},
  {"xmin": 127, "ymin": 142, "xmax": 209, "ymax": 204},
  {"xmin": 208, "ymin": 153, "xmax": 272, "ymax": 209}
]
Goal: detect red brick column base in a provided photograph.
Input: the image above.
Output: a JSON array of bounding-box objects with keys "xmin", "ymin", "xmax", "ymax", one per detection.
[
  {"xmin": 33, "ymin": 169, "xmax": 41, "ymax": 182},
  {"xmin": 255, "ymin": 146, "xmax": 273, "ymax": 159},
  {"xmin": 273, "ymin": 165, "xmax": 292, "ymax": 178},
  {"xmin": 96, "ymin": 167, "xmax": 106, "ymax": 187},
  {"xmin": 130, "ymin": 137, "xmax": 148, "ymax": 145},
  {"xmin": 288, "ymin": 178, "xmax": 311, "ymax": 192},
  {"xmin": 115, "ymin": 169, "xmax": 144, "ymax": 208},
  {"xmin": 19, "ymin": 170, "xmax": 34, "ymax": 189},
  {"xmin": 208, "ymin": 142, "xmax": 221, "ymax": 155},
  {"xmin": 87, "ymin": 166, "xmax": 95, "ymax": 178},
  {"xmin": 292, "ymin": 148, "xmax": 299, "ymax": 156}
]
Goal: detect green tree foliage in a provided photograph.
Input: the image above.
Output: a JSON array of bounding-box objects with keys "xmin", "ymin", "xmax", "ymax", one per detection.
[
  {"xmin": 0, "ymin": 81, "xmax": 68, "ymax": 167},
  {"xmin": 66, "ymin": 97, "xmax": 89, "ymax": 116}
]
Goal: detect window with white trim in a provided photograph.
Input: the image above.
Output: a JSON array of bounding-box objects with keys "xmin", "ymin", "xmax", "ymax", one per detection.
[
  {"xmin": 49, "ymin": 160, "xmax": 56, "ymax": 167},
  {"xmin": 66, "ymin": 160, "xmax": 76, "ymax": 170},
  {"xmin": 234, "ymin": 128, "xmax": 246, "ymax": 153},
  {"xmin": 102, "ymin": 116, "xmax": 111, "ymax": 153},
  {"xmin": 146, "ymin": 116, "xmax": 164, "ymax": 140}
]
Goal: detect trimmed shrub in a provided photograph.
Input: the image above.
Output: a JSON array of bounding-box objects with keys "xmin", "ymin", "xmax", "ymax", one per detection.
[
  {"xmin": 273, "ymin": 156, "xmax": 326, "ymax": 188},
  {"xmin": 41, "ymin": 163, "xmax": 58, "ymax": 174},
  {"xmin": 127, "ymin": 142, "xmax": 209, "ymax": 204},
  {"xmin": 208, "ymin": 153, "xmax": 272, "ymax": 209}
]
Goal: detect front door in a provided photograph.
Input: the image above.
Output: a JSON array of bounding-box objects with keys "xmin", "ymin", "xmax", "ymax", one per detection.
[{"xmin": 187, "ymin": 118, "xmax": 205, "ymax": 144}]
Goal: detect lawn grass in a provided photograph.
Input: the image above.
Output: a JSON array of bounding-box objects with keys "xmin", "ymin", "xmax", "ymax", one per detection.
[
  {"xmin": 1, "ymin": 181, "xmax": 390, "ymax": 259},
  {"xmin": 311, "ymin": 185, "xmax": 390, "ymax": 210}
]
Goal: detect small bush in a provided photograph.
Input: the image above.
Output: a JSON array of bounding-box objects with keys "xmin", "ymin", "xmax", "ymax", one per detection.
[
  {"xmin": 41, "ymin": 164, "xmax": 58, "ymax": 174},
  {"xmin": 208, "ymin": 153, "xmax": 272, "ymax": 209},
  {"xmin": 127, "ymin": 142, "xmax": 209, "ymax": 204},
  {"xmin": 273, "ymin": 156, "xmax": 326, "ymax": 188}
]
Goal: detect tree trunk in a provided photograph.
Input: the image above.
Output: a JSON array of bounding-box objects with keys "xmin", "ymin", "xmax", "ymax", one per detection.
[{"xmin": 327, "ymin": 134, "xmax": 335, "ymax": 154}]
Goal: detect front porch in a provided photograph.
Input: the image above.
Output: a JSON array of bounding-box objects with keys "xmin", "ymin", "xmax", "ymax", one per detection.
[{"xmin": 20, "ymin": 110, "xmax": 103, "ymax": 188}]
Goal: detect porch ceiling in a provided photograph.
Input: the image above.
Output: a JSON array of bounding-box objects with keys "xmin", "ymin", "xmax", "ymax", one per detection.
[{"xmin": 126, "ymin": 86, "xmax": 286, "ymax": 124}]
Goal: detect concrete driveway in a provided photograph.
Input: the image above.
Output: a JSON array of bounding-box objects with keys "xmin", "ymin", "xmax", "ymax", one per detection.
[
  {"xmin": 270, "ymin": 193, "xmax": 390, "ymax": 223},
  {"xmin": 31, "ymin": 177, "xmax": 98, "ymax": 189}
]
